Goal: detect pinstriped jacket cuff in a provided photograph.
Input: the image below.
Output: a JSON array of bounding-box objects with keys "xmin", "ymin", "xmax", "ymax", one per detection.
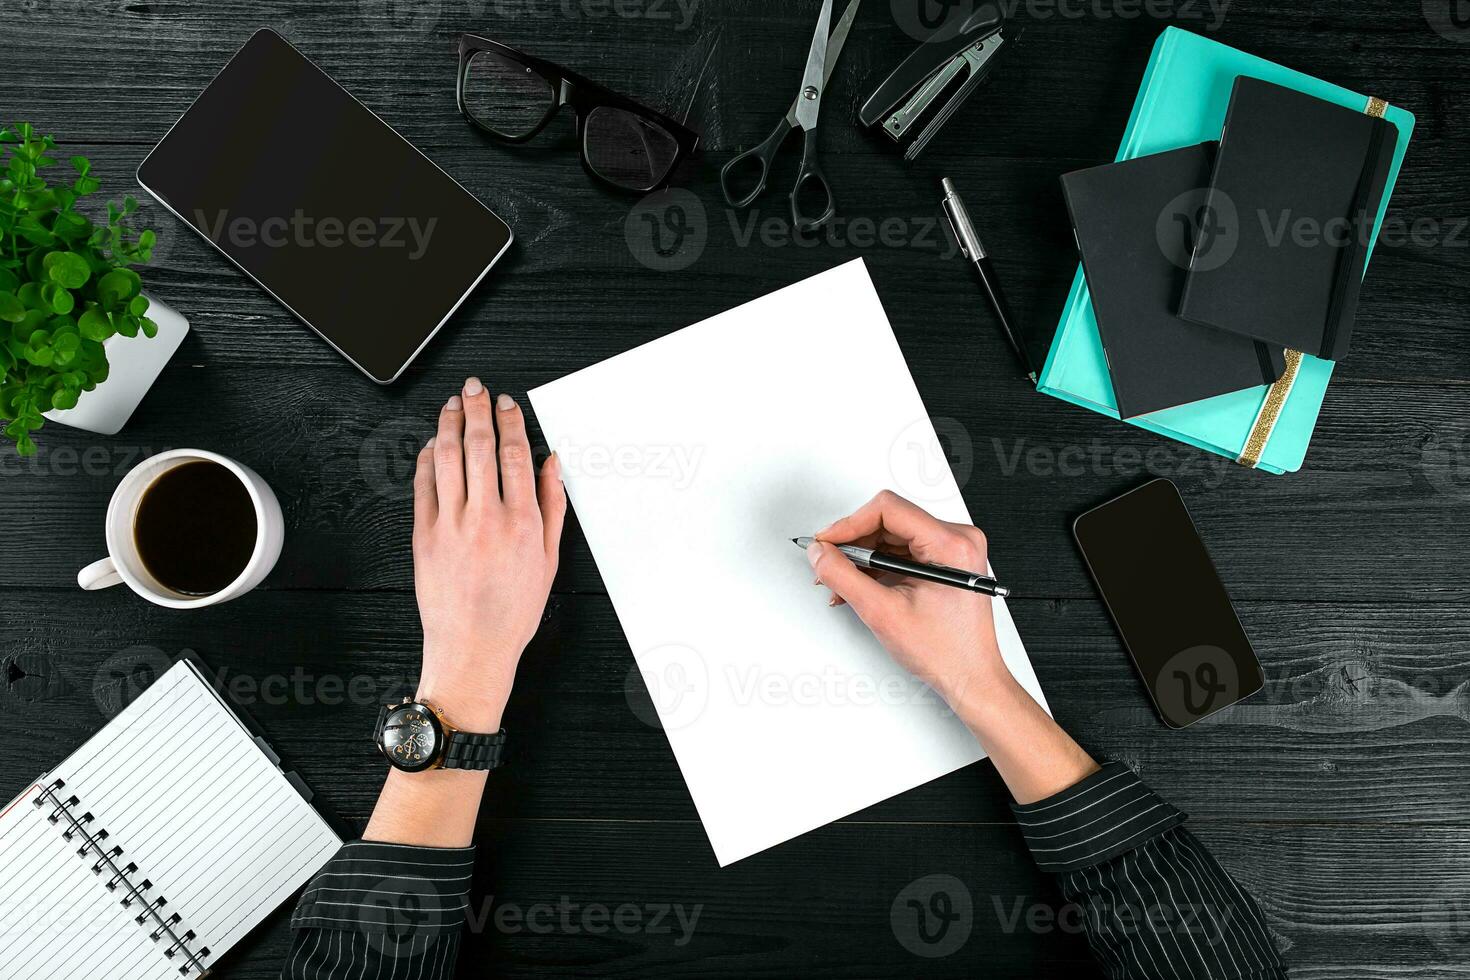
[
  {"xmin": 1009, "ymin": 761, "xmax": 1186, "ymax": 873},
  {"xmin": 290, "ymin": 840, "xmax": 476, "ymax": 934}
]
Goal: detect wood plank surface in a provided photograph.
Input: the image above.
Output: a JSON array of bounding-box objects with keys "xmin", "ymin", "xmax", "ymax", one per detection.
[{"xmin": 3, "ymin": 0, "xmax": 1468, "ymax": 977}]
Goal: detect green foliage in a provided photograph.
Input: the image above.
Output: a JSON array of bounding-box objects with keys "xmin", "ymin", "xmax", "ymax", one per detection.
[{"xmin": 0, "ymin": 122, "xmax": 158, "ymax": 455}]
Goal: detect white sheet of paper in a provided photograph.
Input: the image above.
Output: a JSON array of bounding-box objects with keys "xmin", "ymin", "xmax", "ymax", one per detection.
[{"xmin": 529, "ymin": 259, "xmax": 1048, "ymax": 865}]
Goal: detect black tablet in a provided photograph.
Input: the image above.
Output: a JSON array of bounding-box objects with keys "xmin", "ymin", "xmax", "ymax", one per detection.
[{"xmin": 138, "ymin": 29, "xmax": 513, "ymax": 383}]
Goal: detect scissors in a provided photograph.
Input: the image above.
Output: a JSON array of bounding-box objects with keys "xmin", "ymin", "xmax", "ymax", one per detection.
[{"xmin": 719, "ymin": 0, "xmax": 862, "ymax": 233}]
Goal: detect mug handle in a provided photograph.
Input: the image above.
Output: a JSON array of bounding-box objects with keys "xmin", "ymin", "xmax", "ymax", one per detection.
[{"xmin": 78, "ymin": 558, "xmax": 124, "ymax": 591}]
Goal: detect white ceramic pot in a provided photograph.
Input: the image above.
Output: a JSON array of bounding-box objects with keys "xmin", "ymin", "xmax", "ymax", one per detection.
[{"xmin": 42, "ymin": 294, "xmax": 189, "ymax": 436}]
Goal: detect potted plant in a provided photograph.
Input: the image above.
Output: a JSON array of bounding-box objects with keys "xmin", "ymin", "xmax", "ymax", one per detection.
[{"xmin": 0, "ymin": 122, "xmax": 187, "ymax": 456}]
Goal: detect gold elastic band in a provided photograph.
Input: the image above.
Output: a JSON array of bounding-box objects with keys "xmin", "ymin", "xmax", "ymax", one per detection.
[
  {"xmin": 1238, "ymin": 349, "xmax": 1303, "ymax": 468},
  {"xmin": 1237, "ymin": 96, "xmax": 1389, "ymax": 470}
]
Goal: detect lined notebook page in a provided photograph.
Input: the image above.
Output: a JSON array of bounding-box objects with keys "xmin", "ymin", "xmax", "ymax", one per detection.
[
  {"xmin": 0, "ymin": 786, "xmax": 174, "ymax": 980},
  {"xmin": 0, "ymin": 661, "xmax": 340, "ymax": 979}
]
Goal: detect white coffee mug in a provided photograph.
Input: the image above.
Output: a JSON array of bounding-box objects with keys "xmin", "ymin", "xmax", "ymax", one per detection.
[{"xmin": 78, "ymin": 449, "xmax": 284, "ymax": 608}]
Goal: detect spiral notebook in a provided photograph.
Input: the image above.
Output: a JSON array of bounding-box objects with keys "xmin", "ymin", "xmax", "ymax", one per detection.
[{"xmin": 0, "ymin": 660, "xmax": 341, "ymax": 979}]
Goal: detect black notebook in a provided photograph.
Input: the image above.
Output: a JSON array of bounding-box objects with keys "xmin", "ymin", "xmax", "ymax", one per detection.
[
  {"xmin": 1178, "ymin": 77, "xmax": 1398, "ymax": 362},
  {"xmin": 0, "ymin": 660, "xmax": 340, "ymax": 979},
  {"xmin": 1061, "ymin": 143, "xmax": 1285, "ymax": 419}
]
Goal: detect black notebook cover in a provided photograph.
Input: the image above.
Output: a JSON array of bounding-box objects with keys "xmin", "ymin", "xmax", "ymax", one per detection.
[
  {"xmin": 1061, "ymin": 143, "xmax": 1285, "ymax": 420},
  {"xmin": 1178, "ymin": 77, "xmax": 1398, "ymax": 362}
]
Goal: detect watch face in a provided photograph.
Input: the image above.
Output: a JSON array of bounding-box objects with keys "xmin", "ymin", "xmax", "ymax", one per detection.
[{"xmin": 380, "ymin": 703, "xmax": 444, "ymax": 772}]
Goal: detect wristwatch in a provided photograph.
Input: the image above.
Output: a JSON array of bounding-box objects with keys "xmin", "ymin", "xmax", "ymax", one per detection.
[{"xmin": 374, "ymin": 697, "xmax": 506, "ymax": 773}]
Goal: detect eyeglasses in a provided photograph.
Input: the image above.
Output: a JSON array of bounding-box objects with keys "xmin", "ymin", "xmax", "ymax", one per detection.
[{"xmin": 455, "ymin": 34, "xmax": 700, "ymax": 193}]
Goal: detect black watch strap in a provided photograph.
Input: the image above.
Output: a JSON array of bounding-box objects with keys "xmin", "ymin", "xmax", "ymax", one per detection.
[{"xmin": 441, "ymin": 729, "xmax": 507, "ymax": 770}]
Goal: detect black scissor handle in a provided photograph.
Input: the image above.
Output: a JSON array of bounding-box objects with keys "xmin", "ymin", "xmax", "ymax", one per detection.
[
  {"xmin": 790, "ymin": 127, "xmax": 835, "ymax": 233},
  {"xmin": 720, "ymin": 117, "xmax": 793, "ymax": 209}
]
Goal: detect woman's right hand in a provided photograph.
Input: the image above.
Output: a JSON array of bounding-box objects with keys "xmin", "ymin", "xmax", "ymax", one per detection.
[
  {"xmin": 808, "ymin": 490, "xmax": 1098, "ymax": 804},
  {"xmin": 805, "ymin": 490, "xmax": 1014, "ymax": 708}
]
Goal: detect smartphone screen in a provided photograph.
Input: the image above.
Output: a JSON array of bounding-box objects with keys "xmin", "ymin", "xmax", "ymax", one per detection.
[{"xmin": 1073, "ymin": 479, "xmax": 1263, "ymax": 729}]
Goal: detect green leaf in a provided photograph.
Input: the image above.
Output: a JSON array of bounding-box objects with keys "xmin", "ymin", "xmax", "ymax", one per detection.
[
  {"xmin": 78, "ymin": 307, "xmax": 112, "ymax": 342},
  {"xmin": 52, "ymin": 210, "xmax": 90, "ymax": 240},
  {"xmin": 115, "ymin": 315, "xmax": 139, "ymax": 339},
  {"xmin": 0, "ymin": 292, "xmax": 23, "ymax": 323},
  {"xmin": 23, "ymin": 345, "xmax": 54, "ymax": 367},
  {"xmin": 70, "ymin": 156, "xmax": 91, "ymax": 176},
  {"xmin": 44, "ymin": 250, "xmax": 90, "ymax": 289},
  {"xmin": 26, "ymin": 188, "xmax": 57, "ymax": 213},
  {"xmin": 41, "ymin": 283, "xmax": 73, "ymax": 315},
  {"xmin": 73, "ymin": 175, "xmax": 101, "ymax": 196},
  {"xmin": 97, "ymin": 268, "xmax": 141, "ymax": 308},
  {"xmin": 0, "ymin": 268, "xmax": 16, "ymax": 293},
  {"xmin": 17, "ymin": 283, "xmax": 45, "ymax": 311},
  {"xmin": 139, "ymin": 316, "xmax": 158, "ymax": 339},
  {"xmin": 17, "ymin": 309, "xmax": 47, "ymax": 334},
  {"xmin": 129, "ymin": 294, "xmax": 150, "ymax": 316},
  {"xmin": 50, "ymin": 387, "xmax": 78, "ymax": 410},
  {"xmin": 15, "ymin": 221, "xmax": 54, "ymax": 247}
]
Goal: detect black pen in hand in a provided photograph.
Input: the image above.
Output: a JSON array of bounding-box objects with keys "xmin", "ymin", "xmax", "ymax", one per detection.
[{"xmin": 794, "ymin": 537, "xmax": 1011, "ymax": 598}]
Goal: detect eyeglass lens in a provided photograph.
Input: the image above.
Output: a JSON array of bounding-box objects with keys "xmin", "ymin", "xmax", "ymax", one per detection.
[
  {"xmin": 582, "ymin": 105, "xmax": 681, "ymax": 190},
  {"xmin": 462, "ymin": 50, "xmax": 555, "ymax": 139}
]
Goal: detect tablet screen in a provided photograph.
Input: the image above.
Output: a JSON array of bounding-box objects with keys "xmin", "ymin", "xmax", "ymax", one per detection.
[{"xmin": 138, "ymin": 29, "xmax": 512, "ymax": 382}]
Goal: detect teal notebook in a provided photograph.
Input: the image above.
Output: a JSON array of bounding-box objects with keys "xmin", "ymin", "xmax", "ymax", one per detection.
[{"xmin": 1039, "ymin": 28, "xmax": 1415, "ymax": 474}]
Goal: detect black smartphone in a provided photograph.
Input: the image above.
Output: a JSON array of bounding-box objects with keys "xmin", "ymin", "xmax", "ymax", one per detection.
[{"xmin": 1073, "ymin": 479, "xmax": 1263, "ymax": 729}]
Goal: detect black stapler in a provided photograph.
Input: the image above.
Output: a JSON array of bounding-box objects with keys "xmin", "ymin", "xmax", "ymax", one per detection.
[{"xmin": 860, "ymin": 3, "xmax": 1009, "ymax": 160}]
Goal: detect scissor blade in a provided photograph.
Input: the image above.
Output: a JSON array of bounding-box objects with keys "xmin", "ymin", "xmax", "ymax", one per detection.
[
  {"xmin": 794, "ymin": 0, "xmax": 834, "ymax": 131},
  {"xmin": 785, "ymin": 0, "xmax": 861, "ymax": 125},
  {"xmin": 823, "ymin": 0, "xmax": 862, "ymax": 85}
]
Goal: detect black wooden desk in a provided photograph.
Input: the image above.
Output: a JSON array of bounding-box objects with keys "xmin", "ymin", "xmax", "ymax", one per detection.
[{"xmin": 4, "ymin": 2, "xmax": 1469, "ymax": 977}]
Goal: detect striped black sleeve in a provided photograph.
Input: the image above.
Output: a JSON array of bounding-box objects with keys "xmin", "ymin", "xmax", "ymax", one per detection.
[
  {"xmin": 1011, "ymin": 762, "xmax": 1289, "ymax": 980},
  {"xmin": 281, "ymin": 840, "xmax": 475, "ymax": 980}
]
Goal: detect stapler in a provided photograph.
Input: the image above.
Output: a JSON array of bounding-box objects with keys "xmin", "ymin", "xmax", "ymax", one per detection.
[{"xmin": 860, "ymin": 3, "xmax": 1009, "ymax": 161}]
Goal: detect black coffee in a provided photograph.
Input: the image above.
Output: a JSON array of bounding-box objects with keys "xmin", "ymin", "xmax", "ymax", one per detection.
[{"xmin": 135, "ymin": 460, "xmax": 258, "ymax": 596}]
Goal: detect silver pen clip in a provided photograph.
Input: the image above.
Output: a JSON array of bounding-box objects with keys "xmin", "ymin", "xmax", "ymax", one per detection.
[{"xmin": 941, "ymin": 177, "xmax": 986, "ymax": 261}]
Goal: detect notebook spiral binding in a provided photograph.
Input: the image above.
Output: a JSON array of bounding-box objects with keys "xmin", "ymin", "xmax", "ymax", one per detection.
[{"xmin": 33, "ymin": 779, "xmax": 213, "ymax": 977}]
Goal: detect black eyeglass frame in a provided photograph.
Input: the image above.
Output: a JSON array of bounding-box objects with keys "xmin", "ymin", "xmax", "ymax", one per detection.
[{"xmin": 455, "ymin": 34, "xmax": 700, "ymax": 193}]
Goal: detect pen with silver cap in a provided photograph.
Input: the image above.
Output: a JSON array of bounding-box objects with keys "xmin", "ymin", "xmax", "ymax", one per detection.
[
  {"xmin": 793, "ymin": 537, "xmax": 1011, "ymax": 598},
  {"xmin": 941, "ymin": 177, "xmax": 1038, "ymax": 384}
]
